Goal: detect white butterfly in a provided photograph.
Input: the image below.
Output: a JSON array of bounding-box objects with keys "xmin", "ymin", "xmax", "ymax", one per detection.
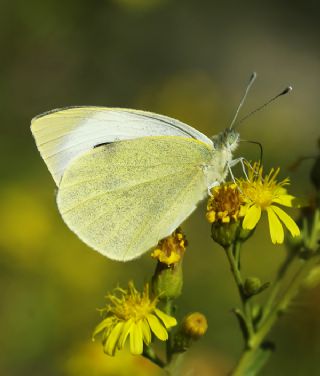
[{"xmin": 31, "ymin": 74, "xmax": 266, "ymax": 261}]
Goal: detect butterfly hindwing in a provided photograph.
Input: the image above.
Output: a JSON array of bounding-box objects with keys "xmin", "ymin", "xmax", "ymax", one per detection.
[{"xmin": 56, "ymin": 136, "xmax": 213, "ymax": 260}]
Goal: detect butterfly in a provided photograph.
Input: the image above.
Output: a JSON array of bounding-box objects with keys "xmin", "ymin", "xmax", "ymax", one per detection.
[{"xmin": 31, "ymin": 73, "xmax": 285, "ymax": 261}]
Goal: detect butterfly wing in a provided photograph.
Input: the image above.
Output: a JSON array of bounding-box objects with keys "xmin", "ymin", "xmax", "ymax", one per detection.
[
  {"xmin": 31, "ymin": 107, "xmax": 213, "ymax": 185},
  {"xmin": 56, "ymin": 136, "xmax": 213, "ymax": 261}
]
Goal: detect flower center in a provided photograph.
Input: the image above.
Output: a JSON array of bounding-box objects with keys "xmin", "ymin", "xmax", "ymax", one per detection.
[
  {"xmin": 206, "ymin": 183, "xmax": 245, "ymax": 223},
  {"xmin": 243, "ymin": 183, "xmax": 274, "ymax": 209},
  {"xmin": 112, "ymin": 293, "xmax": 156, "ymax": 322}
]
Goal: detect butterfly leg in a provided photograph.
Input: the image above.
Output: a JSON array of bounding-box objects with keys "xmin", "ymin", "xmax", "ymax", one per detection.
[
  {"xmin": 226, "ymin": 164, "xmax": 244, "ymax": 195},
  {"xmin": 228, "ymin": 157, "xmax": 253, "ymax": 180},
  {"xmin": 227, "ymin": 162, "xmax": 240, "ymax": 187},
  {"xmin": 227, "ymin": 157, "xmax": 252, "ymax": 194}
]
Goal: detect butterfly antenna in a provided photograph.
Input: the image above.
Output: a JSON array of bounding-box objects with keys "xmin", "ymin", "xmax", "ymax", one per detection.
[
  {"xmin": 235, "ymin": 86, "xmax": 293, "ymax": 128},
  {"xmin": 229, "ymin": 72, "xmax": 257, "ymax": 129}
]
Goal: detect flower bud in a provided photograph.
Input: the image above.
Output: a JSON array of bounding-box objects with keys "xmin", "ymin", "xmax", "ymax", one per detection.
[
  {"xmin": 182, "ymin": 312, "xmax": 208, "ymax": 340},
  {"xmin": 211, "ymin": 221, "xmax": 241, "ymax": 248},
  {"xmin": 243, "ymin": 277, "xmax": 262, "ymax": 296},
  {"xmin": 173, "ymin": 312, "xmax": 208, "ymax": 353},
  {"xmin": 151, "ymin": 228, "xmax": 186, "ymax": 300},
  {"xmin": 152, "ymin": 262, "xmax": 183, "ymax": 300}
]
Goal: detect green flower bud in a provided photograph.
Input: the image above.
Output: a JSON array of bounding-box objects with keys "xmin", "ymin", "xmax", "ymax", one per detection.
[
  {"xmin": 211, "ymin": 221, "xmax": 241, "ymax": 248},
  {"xmin": 152, "ymin": 262, "xmax": 183, "ymax": 300},
  {"xmin": 243, "ymin": 277, "xmax": 262, "ymax": 296}
]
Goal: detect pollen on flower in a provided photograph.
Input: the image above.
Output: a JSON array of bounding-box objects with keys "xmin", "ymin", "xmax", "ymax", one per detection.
[
  {"xmin": 240, "ymin": 162, "xmax": 300, "ymax": 244},
  {"xmin": 93, "ymin": 281, "xmax": 177, "ymax": 356},
  {"xmin": 206, "ymin": 183, "xmax": 246, "ymax": 224},
  {"xmin": 151, "ymin": 228, "xmax": 187, "ymax": 265}
]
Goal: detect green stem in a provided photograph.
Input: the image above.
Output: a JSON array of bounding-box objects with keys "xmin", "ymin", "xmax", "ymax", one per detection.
[
  {"xmin": 163, "ymin": 299, "xmax": 173, "ymax": 363},
  {"xmin": 162, "ymin": 299, "xmax": 185, "ymax": 376},
  {"xmin": 234, "ymin": 241, "xmax": 241, "ymax": 269},
  {"xmin": 231, "ymin": 253, "xmax": 320, "ymax": 376},
  {"xmin": 226, "ymin": 244, "xmax": 244, "ymax": 289},
  {"xmin": 225, "ymin": 243, "xmax": 255, "ymax": 340},
  {"xmin": 164, "ymin": 353, "xmax": 185, "ymax": 376},
  {"xmin": 307, "ymin": 209, "xmax": 320, "ymax": 250},
  {"xmin": 142, "ymin": 346, "xmax": 166, "ymax": 368}
]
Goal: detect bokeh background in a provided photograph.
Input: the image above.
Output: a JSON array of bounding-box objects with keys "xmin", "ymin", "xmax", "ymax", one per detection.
[{"xmin": 1, "ymin": 1, "xmax": 320, "ymax": 375}]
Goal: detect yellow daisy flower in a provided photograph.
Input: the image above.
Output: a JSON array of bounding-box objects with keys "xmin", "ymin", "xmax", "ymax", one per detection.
[
  {"xmin": 93, "ymin": 282, "xmax": 177, "ymax": 356},
  {"xmin": 240, "ymin": 162, "xmax": 300, "ymax": 244},
  {"xmin": 151, "ymin": 227, "xmax": 187, "ymax": 265}
]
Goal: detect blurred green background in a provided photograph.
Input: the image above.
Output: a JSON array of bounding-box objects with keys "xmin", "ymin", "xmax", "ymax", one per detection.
[{"xmin": 1, "ymin": 0, "xmax": 320, "ymax": 375}]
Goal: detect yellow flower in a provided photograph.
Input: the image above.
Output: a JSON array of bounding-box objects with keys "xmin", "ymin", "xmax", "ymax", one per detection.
[
  {"xmin": 206, "ymin": 183, "xmax": 246, "ymax": 224},
  {"xmin": 151, "ymin": 228, "xmax": 187, "ymax": 265},
  {"xmin": 240, "ymin": 162, "xmax": 300, "ymax": 244},
  {"xmin": 93, "ymin": 282, "xmax": 177, "ymax": 356}
]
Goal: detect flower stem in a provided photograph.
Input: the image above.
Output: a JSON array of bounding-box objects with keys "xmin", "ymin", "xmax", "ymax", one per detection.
[
  {"xmin": 234, "ymin": 240, "xmax": 241, "ymax": 269},
  {"xmin": 307, "ymin": 209, "xmax": 320, "ymax": 250},
  {"xmin": 225, "ymin": 243, "xmax": 255, "ymax": 340},
  {"xmin": 164, "ymin": 353, "xmax": 185, "ymax": 376},
  {"xmin": 143, "ymin": 346, "xmax": 166, "ymax": 368},
  {"xmin": 162, "ymin": 299, "xmax": 185, "ymax": 375},
  {"xmin": 163, "ymin": 299, "xmax": 173, "ymax": 363},
  {"xmin": 225, "ymin": 244, "xmax": 243, "ymax": 288},
  {"xmin": 231, "ymin": 253, "xmax": 320, "ymax": 376}
]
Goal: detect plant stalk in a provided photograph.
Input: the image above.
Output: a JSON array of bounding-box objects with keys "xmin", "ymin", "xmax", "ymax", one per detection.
[{"xmin": 231, "ymin": 253, "xmax": 320, "ymax": 376}]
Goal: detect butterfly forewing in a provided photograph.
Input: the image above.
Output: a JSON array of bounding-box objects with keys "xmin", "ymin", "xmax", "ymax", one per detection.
[{"xmin": 31, "ymin": 107, "xmax": 213, "ymax": 185}]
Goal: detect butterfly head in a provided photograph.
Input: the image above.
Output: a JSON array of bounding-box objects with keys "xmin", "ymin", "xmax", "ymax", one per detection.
[{"xmin": 212, "ymin": 128, "xmax": 240, "ymax": 153}]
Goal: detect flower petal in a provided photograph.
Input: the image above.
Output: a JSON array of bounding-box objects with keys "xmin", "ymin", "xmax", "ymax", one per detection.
[
  {"xmin": 118, "ymin": 318, "xmax": 133, "ymax": 349},
  {"xmin": 92, "ymin": 317, "xmax": 114, "ymax": 340},
  {"xmin": 104, "ymin": 321, "xmax": 124, "ymax": 356},
  {"xmin": 129, "ymin": 322, "xmax": 143, "ymax": 355},
  {"xmin": 140, "ymin": 319, "xmax": 152, "ymax": 344},
  {"xmin": 266, "ymin": 207, "xmax": 284, "ymax": 244},
  {"xmin": 146, "ymin": 314, "xmax": 168, "ymax": 341},
  {"xmin": 271, "ymin": 206, "xmax": 300, "ymax": 237},
  {"xmin": 272, "ymin": 194, "xmax": 295, "ymax": 207},
  {"xmin": 242, "ymin": 205, "xmax": 261, "ymax": 230},
  {"xmin": 154, "ymin": 308, "xmax": 177, "ymax": 329}
]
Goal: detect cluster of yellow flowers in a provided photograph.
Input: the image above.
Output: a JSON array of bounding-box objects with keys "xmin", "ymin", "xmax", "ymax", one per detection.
[{"xmin": 206, "ymin": 162, "xmax": 300, "ymax": 244}]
